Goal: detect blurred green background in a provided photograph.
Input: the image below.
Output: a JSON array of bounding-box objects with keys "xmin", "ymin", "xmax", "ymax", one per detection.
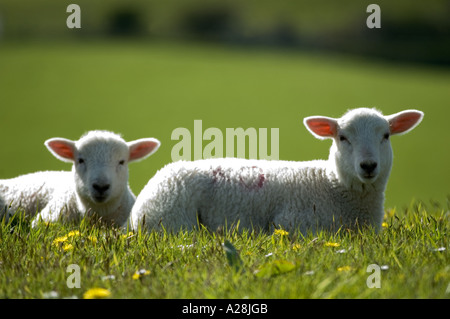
[{"xmin": 0, "ymin": 0, "xmax": 449, "ymax": 209}]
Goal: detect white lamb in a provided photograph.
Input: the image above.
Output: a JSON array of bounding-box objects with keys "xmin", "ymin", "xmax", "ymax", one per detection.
[
  {"xmin": 0, "ymin": 130, "xmax": 160, "ymax": 227},
  {"xmin": 130, "ymin": 108, "xmax": 423, "ymax": 234}
]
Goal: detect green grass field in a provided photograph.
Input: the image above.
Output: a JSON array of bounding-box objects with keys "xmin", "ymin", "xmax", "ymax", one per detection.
[
  {"xmin": 0, "ymin": 201, "xmax": 448, "ymax": 299},
  {"xmin": 0, "ymin": 40, "xmax": 449, "ymax": 299}
]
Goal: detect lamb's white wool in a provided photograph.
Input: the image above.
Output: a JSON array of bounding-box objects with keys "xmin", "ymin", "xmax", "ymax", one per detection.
[
  {"xmin": 0, "ymin": 130, "xmax": 160, "ymax": 227},
  {"xmin": 131, "ymin": 108, "xmax": 423, "ymax": 234},
  {"xmin": 0, "ymin": 171, "xmax": 70, "ymax": 221}
]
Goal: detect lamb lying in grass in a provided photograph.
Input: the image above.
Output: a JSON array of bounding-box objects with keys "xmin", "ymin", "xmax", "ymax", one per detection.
[
  {"xmin": 0, "ymin": 130, "xmax": 160, "ymax": 227},
  {"xmin": 130, "ymin": 108, "xmax": 423, "ymax": 234}
]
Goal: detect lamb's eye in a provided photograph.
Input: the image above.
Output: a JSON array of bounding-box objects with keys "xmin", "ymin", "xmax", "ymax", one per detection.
[
  {"xmin": 383, "ymin": 133, "xmax": 390, "ymax": 141},
  {"xmin": 119, "ymin": 160, "xmax": 125, "ymax": 165},
  {"xmin": 78, "ymin": 158, "xmax": 85, "ymax": 164},
  {"xmin": 339, "ymin": 135, "xmax": 349, "ymax": 143}
]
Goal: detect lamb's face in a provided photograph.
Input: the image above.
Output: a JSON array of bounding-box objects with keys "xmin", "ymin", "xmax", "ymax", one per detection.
[
  {"xmin": 74, "ymin": 137, "xmax": 130, "ymax": 205},
  {"xmin": 304, "ymin": 107, "xmax": 423, "ymax": 191},
  {"xmin": 333, "ymin": 111, "xmax": 393, "ymax": 186},
  {"xmin": 45, "ymin": 130, "xmax": 161, "ymax": 211}
]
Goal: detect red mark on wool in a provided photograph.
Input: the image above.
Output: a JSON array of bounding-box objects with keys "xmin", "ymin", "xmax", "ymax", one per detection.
[
  {"xmin": 212, "ymin": 166, "xmax": 265, "ymax": 190},
  {"xmin": 257, "ymin": 173, "xmax": 265, "ymax": 188},
  {"xmin": 239, "ymin": 167, "xmax": 265, "ymax": 191},
  {"xmin": 212, "ymin": 166, "xmax": 225, "ymax": 184}
]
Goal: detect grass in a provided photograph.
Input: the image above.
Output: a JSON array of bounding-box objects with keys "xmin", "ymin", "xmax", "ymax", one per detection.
[{"xmin": 0, "ymin": 200, "xmax": 448, "ymax": 299}]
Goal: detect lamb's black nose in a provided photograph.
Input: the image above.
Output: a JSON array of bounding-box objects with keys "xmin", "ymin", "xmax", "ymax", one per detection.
[
  {"xmin": 93, "ymin": 183, "xmax": 110, "ymax": 194},
  {"xmin": 360, "ymin": 161, "xmax": 378, "ymax": 174}
]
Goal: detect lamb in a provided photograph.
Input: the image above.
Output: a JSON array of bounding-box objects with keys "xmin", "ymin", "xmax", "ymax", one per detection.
[
  {"xmin": 130, "ymin": 108, "xmax": 423, "ymax": 234},
  {"xmin": 0, "ymin": 130, "xmax": 160, "ymax": 227}
]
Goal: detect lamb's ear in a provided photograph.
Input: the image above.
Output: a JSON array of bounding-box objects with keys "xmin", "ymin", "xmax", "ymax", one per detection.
[
  {"xmin": 303, "ymin": 116, "xmax": 338, "ymax": 140},
  {"xmin": 386, "ymin": 110, "xmax": 424, "ymax": 136},
  {"xmin": 45, "ymin": 138, "xmax": 76, "ymax": 162},
  {"xmin": 128, "ymin": 138, "xmax": 161, "ymax": 162}
]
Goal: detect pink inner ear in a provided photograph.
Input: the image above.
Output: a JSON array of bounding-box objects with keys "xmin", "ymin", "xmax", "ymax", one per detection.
[
  {"xmin": 129, "ymin": 141, "xmax": 159, "ymax": 161},
  {"xmin": 390, "ymin": 112, "xmax": 422, "ymax": 134},
  {"xmin": 47, "ymin": 140, "xmax": 75, "ymax": 160},
  {"xmin": 306, "ymin": 118, "xmax": 337, "ymax": 137}
]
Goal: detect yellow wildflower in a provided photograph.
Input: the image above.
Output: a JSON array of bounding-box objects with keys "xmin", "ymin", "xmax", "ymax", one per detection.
[
  {"xmin": 67, "ymin": 230, "xmax": 81, "ymax": 237},
  {"xmin": 292, "ymin": 243, "xmax": 302, "ymax": 251},
  {"xmin": 132, "ymin": 269, "xmax": 150, "ymax": 280},
  {"xmin": 121, "ymin": 232, "xmax": 134, "ymax": 239},
  {"xmin": 63, "ymin": 243, "xmax": 74, "ymax": 251},
  {"xmin": 382, "ymin": 222, "xmax": 388, "ymax": 228},
  {"xmin": 325, "ymin": 242, "xmax": 340, "ymax": 247},
  {"xmin": 274, "ymin": 229, "xmax": 289, "ymax": 236},
  {"xmin": 132, "ymin": 273, "xmax": 140, "ymax": 280},
  {"xmin": 52, "ymin": 236, "xmax": 68, "ymax": 246},
  {"xmin": 337, "ymin": 266, "xmax": 353, "ymax": 272},
  {"xmin": 83, "ymin": 288, "xmax": 111, "ymax": 299}
]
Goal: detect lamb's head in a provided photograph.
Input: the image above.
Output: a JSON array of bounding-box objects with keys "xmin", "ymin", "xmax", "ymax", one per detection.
[
  {"xmin": 304, "ymin": 108, "xmax": 423, "ymax": 191},
  {"xmin": 45, "ymin": 131, "xmax": 160, "ymax": 206}
]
